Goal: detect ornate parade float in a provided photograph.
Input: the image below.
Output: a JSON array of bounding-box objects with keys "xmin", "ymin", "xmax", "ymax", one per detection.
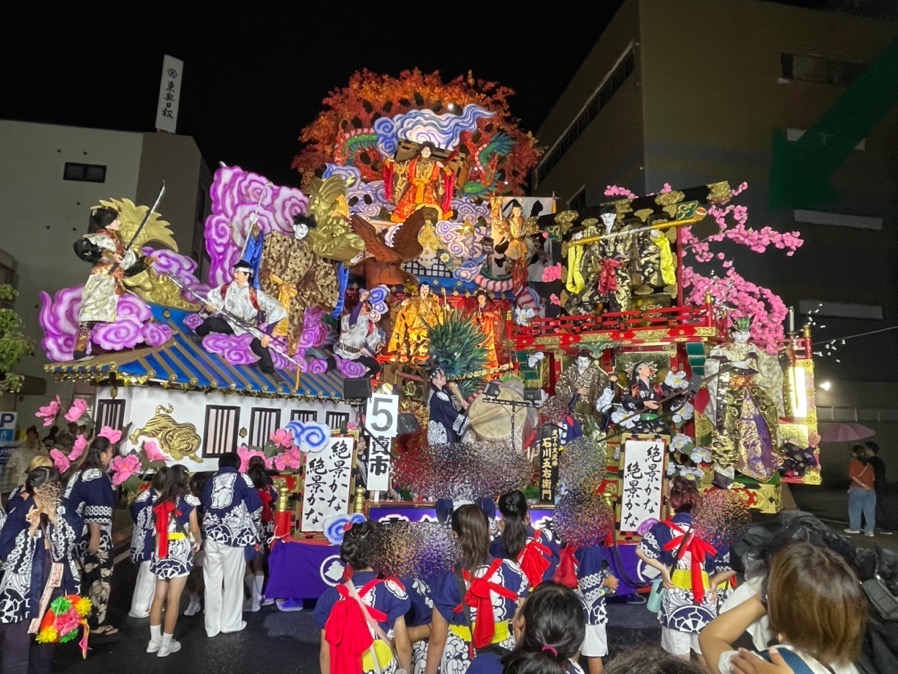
[{"xmin": 39, "ymin": 68, "xmax": 819, "ymax": 599}]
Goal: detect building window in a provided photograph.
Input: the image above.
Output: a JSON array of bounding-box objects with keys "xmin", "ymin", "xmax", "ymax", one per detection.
[
  {"xmin": 291, "ymin": 409, "xmax": 318, "ymax": 423},
  {"xmin": 96, "ymin": 400, "xmax": 126, "ymax": 431},
  {"xmin": 248, "ymin": 407, "xmax": 281, "ymax": 447},
  {"xmin": 203, "ymin": 406, "xmax": 240, "ymax": 457},
  {"xmin": 780, "ymin": 52, "xmax": 866, "ymax": 86},
  {"xmin": 325, "ymin": 411, "xmax": 350, "ymax": 431},
  {"xmin": 63, "ymin": 162, "xmax": 107, "ymax": 183},
  {"xmin": 536, "ymin": 44, "xmax": 636, "ymax": 187}
]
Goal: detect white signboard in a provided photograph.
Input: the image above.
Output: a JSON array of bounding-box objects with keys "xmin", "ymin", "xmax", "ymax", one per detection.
[
  {"xmin": 0, "ymin": 412, "xmax": 17, "ymax": 467},
  {"xmin": 365, "ymin": 393, "xmax": 399, "ymax": 437},
  {"xmin": 155, "ymin": 54, "xmax": 184, "ymax": 134},
  {"xmin": 301, "ymin": 436, "xmax": 355, "ymax": 532},
  {"xmin": 619, "ymin": 437, "xmax": 667, "ymax": 532},
  {"xmin": 366, "ymin": 436, "xmax": 392, "ymax": 492}
]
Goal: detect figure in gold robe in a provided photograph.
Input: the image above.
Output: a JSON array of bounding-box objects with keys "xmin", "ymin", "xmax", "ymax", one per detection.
[
  {"xmin": 387, "ymin": 282, "xmax": 443, "ymax": 362},
  {"xmin": 554, "ymin": 350, "xmax": 616, "ymax": 429},
  {"xmin": 472, "ymin": 290, "xmax": 501, "ymax": 372}
]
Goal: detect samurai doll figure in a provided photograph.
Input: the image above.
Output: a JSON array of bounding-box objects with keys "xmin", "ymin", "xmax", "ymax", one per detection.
[{"xmin": 72, "ymin": 206, "xmax": 152, "ymax": 359}]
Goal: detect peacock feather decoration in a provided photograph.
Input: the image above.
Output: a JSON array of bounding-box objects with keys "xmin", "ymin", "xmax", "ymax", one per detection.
[{"xmin": 425, "ymin": 307, "xmax": 487, "ymax": 398}]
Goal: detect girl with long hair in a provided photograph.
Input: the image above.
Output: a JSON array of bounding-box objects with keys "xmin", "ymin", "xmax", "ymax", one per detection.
[
  {"xmin": 491, "ymin": 490, "xmax": 560, "ymax": 589},
  {"xmin": 63, "ymin": 436, "xmax": 119, "ymax": 637},
  {"xmin": 425, "ymin": 504, "xmax": 529, "ymax": 674},
  {"xmin": 244, "ymin": 460, "xmax": 276, "ymax": 612},
  {"xmin": 146, "ymin": 464, "xmax": 201, "ymax": 657}
]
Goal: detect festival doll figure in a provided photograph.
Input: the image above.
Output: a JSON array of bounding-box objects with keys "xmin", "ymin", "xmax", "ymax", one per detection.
[
  {"xmin": 386, "ymin": 142, "xmax": 451, "ymax": 223},
  {"xmin": 635, "ymin": 477, "xmax": 735, "ymax": 668},
  {"xmin": 326, "ymin": 287, "xmax": 389, "ymax": 377},
  {"xmin": 472, "ymin": 290, "xmax": 501, "ymax": 371},
  {"xmin": 425, "ymin": 504, "xmax": 529, "ymax": 674},
  {"xmin": 617, "ymin": 360, "xmax": 689, "ymax": 436},
  {"xmin": 388, "ymin": 282, "xmax": 443, "ymax": 363},
  {"xmin": 553, "ymin": 350, "xmax": 617, "ymax": 430},
  {"xmin": 313, "ymin": 520, "xmax": 413, "ymax": 674},
  {"xmin": 72, "ymin": 206, "xmax": 153, "ymax": 359},
  {"xmin": 633, "ymin": 226, "xmax": 677, "ymax": 297},
  {"xmin": 594, "ymin": 205, "xmax": 637, "ymax": 313},
  {"xmin": 0, "ymin": 466, "xmax": 82, "ymax": 674},
  {"xmin": 700, "ymin": 315, "xmax": 784, "ymax": 487}
]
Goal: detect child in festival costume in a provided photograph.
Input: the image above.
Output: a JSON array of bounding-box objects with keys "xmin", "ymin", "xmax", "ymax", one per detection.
[
  {"xmin": 490, "ymin": 490, "xmax": 560, "ymax": 589},
  {"xmin": 313, "ymin": 520, "xmax": 412, "ymax": 674},
  {"xmin": 468, "ymin": 581, "xmax": 587, "ymax": 674},
  {"xmin": 0, "ymin": 466, "xmax": 82, "ymax": 673},
  {"xmin": 635, "ymin": 476, "xmax": 735, "ymax": 667},
  {"xmin": 147, "ymin": 464, "xmax": 201, "ymax": 657},
  {"xmin": 425, "ymin": 504, "xmax": 529, "ymax": 674},
  {"xmin": 183, "ymin": 471, "xmax": 212, "ymax": 617},
  {"xmin": 243, "ymin": 461, "xmax": 277, "ymax": 612},
  {"xmin": 128, "ymin": 471, "xmax": 164, "ymax": 618}
]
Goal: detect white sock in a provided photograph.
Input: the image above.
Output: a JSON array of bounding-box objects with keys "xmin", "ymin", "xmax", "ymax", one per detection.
[
  {"xmin": 252, "ymin": 575, "xmax": 264, "ymax": 611},
  {"xmin": 150, "ymin": 624, "xmax": 162, "ymax": 643}
]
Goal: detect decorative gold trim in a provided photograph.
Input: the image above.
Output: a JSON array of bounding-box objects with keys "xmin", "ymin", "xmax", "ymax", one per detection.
[
  {"xmin": 655, "ymin": 191, "xmax": 685, "ymax": 207},
  {"xmin": 706, "ymin": 181, "xmax": 733, "ymax": 204}
]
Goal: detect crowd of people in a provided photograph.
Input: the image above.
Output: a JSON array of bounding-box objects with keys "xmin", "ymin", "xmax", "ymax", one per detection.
[{"xmin": 0, "ymin": 434, "xmax": 891, "ymax": 673}]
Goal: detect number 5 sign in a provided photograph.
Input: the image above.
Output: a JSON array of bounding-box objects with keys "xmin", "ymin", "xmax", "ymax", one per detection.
[{"xmin": 365, "ymin": 393, "xmax": 399, "ymax": 437}]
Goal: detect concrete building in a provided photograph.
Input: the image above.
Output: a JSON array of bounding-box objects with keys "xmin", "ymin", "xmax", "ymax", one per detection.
[
  {"xmin": 532, "ymin": 0, "xmax": 898, "ymax": 482},
  {"xmin": 0, "ymin": 120, "xmax": 212, "ymax": 432}
]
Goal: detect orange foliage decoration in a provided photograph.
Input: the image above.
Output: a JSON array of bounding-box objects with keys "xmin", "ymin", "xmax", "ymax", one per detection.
[{"xmin": 291, "ymin": 68, "xmax": 542, "ymax": 197}]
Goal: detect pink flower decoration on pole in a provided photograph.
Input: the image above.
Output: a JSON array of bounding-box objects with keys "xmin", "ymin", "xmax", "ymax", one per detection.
[
  {"xmin": 69, "ymin": 436, "xmax": 88, "ymax": 463},
  {"xmin": 98, "ymin": 427, "xmax": 122, "ymax": 444},
  {"xmin": 109, "ymin": 454, "xmax": 141, "ymax": 487},
  {"xmin": 36, "ymin": 398, "xmax": 61, "ymax": 427},
  {"xmin": 237, "ymin": 445, "xmax": 267, "ymax": 472},
  {"xmin": 64, "ymin": 399, "xmax": 88, "ymax": 423},
  {"xmin": 50, "ymin": 449, "xmax": 70, "ymax": 473},
  {"xmin": 142, "ymin": 439, "xmax": 166, "ymax": 463}
]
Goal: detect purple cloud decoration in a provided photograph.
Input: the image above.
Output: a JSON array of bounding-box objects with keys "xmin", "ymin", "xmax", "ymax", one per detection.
[
  {"xmin": 39, "ymin": 287, "xmax": 82, "ymax": 361},
  {"xmin": 200, "ymin": 332, "xmax": 260, "ymax": 366},
  {"xmin": 306, "ymin": 358, "xmax": 328, "ymax": 375},
  {"xmin": 141, "ymin": 322, "xmax": 173, "ymax": 347},
  {"xmin": 336, "ymin": 357, "xmax": 368, "ymax": 379},
  {"xmin": 183, "ymin": 313, "xmax": 204, "ymax": 330},
  {"xmin": 205, "ymin": 166, "xmax": 309, "ymax": 288},
  {"xmin": 92, "ymin": 318, "xmax": 144, "ymax": 351},
  {"xmin": 297, "ymin": 307, "xmax": 329, "ymax": 349}
]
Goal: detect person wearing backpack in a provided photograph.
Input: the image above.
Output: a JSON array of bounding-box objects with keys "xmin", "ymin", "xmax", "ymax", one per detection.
[{"xmin": 313, "ymin": 520, "xmax": 412, "ymax": 674}]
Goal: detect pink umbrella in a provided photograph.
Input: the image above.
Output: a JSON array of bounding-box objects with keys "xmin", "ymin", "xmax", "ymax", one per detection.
[{"xmin": 818, "ymin": 422, "xmax": 876, "ymax": 443}]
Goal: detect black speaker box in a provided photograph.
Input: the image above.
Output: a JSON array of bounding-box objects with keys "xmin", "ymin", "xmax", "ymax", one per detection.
[{"xmin": 343, "ymin": 377, "xmax": 372, "ymax": 400}]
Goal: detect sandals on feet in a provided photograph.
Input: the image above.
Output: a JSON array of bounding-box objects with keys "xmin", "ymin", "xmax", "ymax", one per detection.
[{"xmin": 93, "ymin": 624, "xmax": 120, "ymax": 636}]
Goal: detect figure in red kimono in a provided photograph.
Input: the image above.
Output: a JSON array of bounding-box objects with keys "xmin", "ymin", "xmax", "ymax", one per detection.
[{"xmin": 385, "ymin": 142, "xmax": 451, "ymax": 223}]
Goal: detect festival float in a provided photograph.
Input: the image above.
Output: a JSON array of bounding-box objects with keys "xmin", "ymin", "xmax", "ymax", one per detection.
[{"xmin": 37, "ymin": 68, "xmax": 819, "ymax": 599}]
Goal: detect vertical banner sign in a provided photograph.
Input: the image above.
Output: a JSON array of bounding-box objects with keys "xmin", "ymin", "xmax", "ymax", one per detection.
[
  {"xmin": 0, "ymin": 412, "xmax": 16, "ymax": 467},
  {"xmin": 301, "ymin": 436, "xmax": 355, "ymax": 532},
  {"xmin": 619, "ymin": 437, "xmax": 666, "ymax": 532},
  {"xmin": 364, "ymin": 392, "xmax": 399, "ymax": 492},
  {"xmin": 155, "ymin": 54, "xmax": 184, "ymax": 134},
  {"xmin": 538, "ymin": 424, "xmax": 561, "ymax": 504}
]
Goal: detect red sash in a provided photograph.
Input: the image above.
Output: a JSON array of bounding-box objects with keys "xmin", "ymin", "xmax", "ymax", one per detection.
[
  {"xmin": 153, "ymin": 501, "xmax": 179, "ymax": 559},
  {"xmin": 454, "ymin": 559, "xmax": 520, "ymax": 649},
  {"xmin": 553, "ymin": 545, "xmax": 579, "ymax": 589},
  {"xmin": 324, "ymin": 579, "xmax": 386, "ymax": 674},
  {"xmin": 517, "ymin": 531, "xmax": 552, "ymax": 588},
  {"xmin": 598, "ymin": 257, "xmax": 623, "ymax": 294},
  {"xmin": 662, "ymin": 520, "xmax": 717, "ymax": 605},
  {"xmin": 258, "ymin": 488, "xmax": 273, "ymax": 524}
]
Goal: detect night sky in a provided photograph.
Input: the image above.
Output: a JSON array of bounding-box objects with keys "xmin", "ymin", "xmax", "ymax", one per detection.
[{"xmin": 1, "ymin": 1, "xmax": 832, "ymax": 188}]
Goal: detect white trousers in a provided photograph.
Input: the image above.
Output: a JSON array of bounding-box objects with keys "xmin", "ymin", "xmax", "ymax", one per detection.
[
  {"xmin": 130, "ymin": 560, "xmax": 156, "ymax": 615},
  {"xmin": 203, "ymin": 540, "xmax": 246, "ymax": 636}
]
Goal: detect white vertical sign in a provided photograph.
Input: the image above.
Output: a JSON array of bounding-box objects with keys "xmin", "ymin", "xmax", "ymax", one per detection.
[
  {"xmin": 155, "ymin": 54, "xmax": 184, "ymax": 134},
  {"xmin": 619, "ymin": 437, "xmax": 666, "ymax": 532},
  {"xmin": 364, "ymin": 393, "xmax": 399, "ymax": 492},
  {"xmin": 301, "ymin": 436, "xmax": 355, "ymax": 532}
]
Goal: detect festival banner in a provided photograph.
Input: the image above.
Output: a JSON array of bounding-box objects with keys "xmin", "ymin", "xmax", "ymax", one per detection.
[
  {"xmin": 619, "ymin": 436, "xmax": 666, "ymax": 532},
  {"xmin": 155, "ymin": 54, "xmax": 183, "ymax": 134},
  {"xmin": 300, "ymin": 436, "xmax": 354, "ymax": 532},
  {"xmin": 538, "ymin": 425, "xmax": 561, "ymax": 504}
]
